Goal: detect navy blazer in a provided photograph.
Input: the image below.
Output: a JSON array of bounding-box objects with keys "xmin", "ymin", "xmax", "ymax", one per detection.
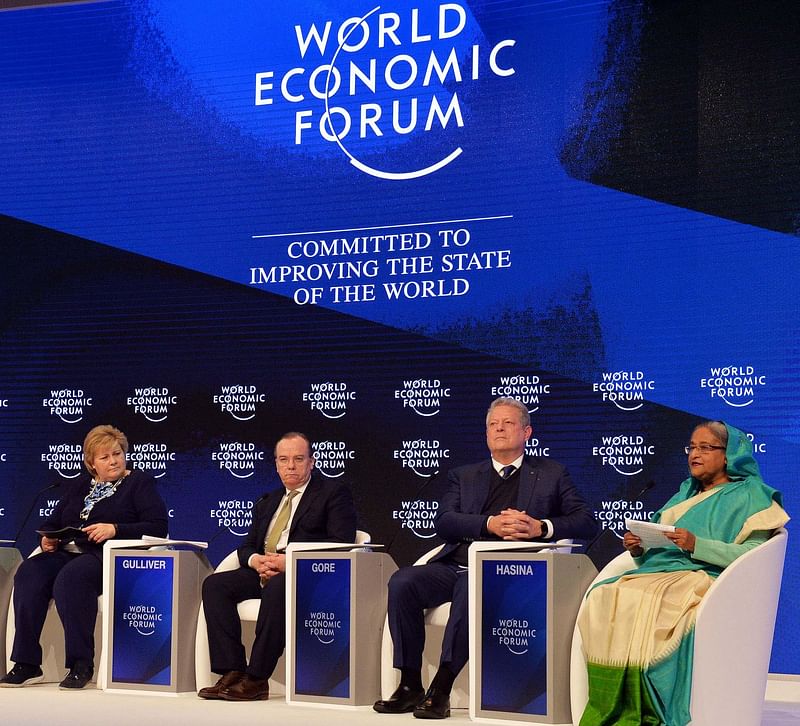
[
  {"xmin": 39, "ymin": 469, "xmax": 169, "ymax": 557},
  {"xmin": 434, "ymin": 455, "xmax": 597, "ymax": 560},
  {"xmin": 237, "ymin": 474, "xmax": 357, "ymax": 568}
]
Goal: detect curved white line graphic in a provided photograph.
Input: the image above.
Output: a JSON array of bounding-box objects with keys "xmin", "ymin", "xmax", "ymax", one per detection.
[
  {"xmin": 507, "ymin": 646, "xmax": 528, "ymax": 655},
  {"xmin": 230, "ymin": 412, "xmax": 256, "ymax": 421},
  {"xmin": 228, "ymin": 528, "xmax": 249, "ymax": 537},
  {"xmin": 612, "ymin": 401, "xmax": 644, "ymax": 412},
  {"xmin": 410, "ymin": 404, "xmax": 440, "ymax": 417},
  {"xmin": 318, "ymin": 409, "xmax": 347, "ymax": 419},
  {"xmin": 58, "ymin": 415, "xmax": 83, "ymax": 424},
  {"xmin": 317, "ymin": 468, "xmax": 345, "ymax": 478},
  {"xmin": 316, "ymin": 636, "xmax": 335, "ymax": 645},
  {"xmin": 57, "ymin": 469, "xmax": 82, "ymax": 479},
  {"xmin": 323, "ymin": 6, "xmax": 462, "ymax": 180},
  {"xmin": 134, "ymin": 627, "xmax": 156, "ymax": 636},
  {"xmin": 410, "ymin": 529, "xmax": 438, "ymax": 540},
  {"xmin": 612, "ymin": 466, "xmax": 643, "ymax": 477},
  {"xmin": 227, "ymin": 470, "xmax": 255, "ymax": 479},
  {"xmin": 143, "ymin": 413, "xmax": 168, "ymax": 423},
  {"xmin": 720, "ymin": 396, "xmax": 754, "ymax": 408}
]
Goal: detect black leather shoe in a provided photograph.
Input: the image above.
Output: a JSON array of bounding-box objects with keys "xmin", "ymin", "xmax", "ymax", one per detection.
[
  {"xmin": 198, "ymin": 670, "xmax": 245, "ymax": 699},
  {"xmin": 59, "ymin": 661, "xmax": 94, "ymax": 690},
  {"xmin": 373, "ymin": 684, "xmax": 426, "ymax": 713},
  {"xmin": 413, "ymin": 688, "xmax": 451, "ymax": 719}
]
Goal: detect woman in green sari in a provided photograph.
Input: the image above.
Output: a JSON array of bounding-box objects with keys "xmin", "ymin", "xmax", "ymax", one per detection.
[{"xmin": 578, "ymin": 421, "xmax": 789, "ymax": 726}]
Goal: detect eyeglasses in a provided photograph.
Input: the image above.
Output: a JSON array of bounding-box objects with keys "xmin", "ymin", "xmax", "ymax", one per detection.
[{"xmin": 685, "ymin": 445, "xmax": 725, "ymax": 454}]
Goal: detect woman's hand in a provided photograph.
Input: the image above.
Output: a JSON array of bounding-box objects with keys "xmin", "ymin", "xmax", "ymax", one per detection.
[
  {"xmin": 622, "ymin": 531, "xmax": 644, "ymax": 557},
  {"xmin": 82, "ymin": 523, "xmax": 117, "ymax": 544},
  {"xmin": 664, "ymin": 527, "xmax": 696, "ymax": 552},
  {"xmin": 40, "ymin": 535, "xmax": 59, "ymax": 553}
]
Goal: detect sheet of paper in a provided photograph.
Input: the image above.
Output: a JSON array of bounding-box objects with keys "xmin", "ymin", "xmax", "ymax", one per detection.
[{"xmin": 624, "ymin": 519, "xmax": 678, "ymax": 549}]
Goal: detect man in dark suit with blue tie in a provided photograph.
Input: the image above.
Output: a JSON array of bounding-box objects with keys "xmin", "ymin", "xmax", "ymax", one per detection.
[
  {"xmin": 198, "ymin": 431, "xmax": 357, "ymax": 702},
  {"xmin": 374, "ymin": 397, "xmax": 597, "ymax": 719}
]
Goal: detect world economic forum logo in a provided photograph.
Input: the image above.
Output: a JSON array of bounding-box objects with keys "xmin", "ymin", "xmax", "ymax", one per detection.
[
  {"xmin": 700, "ymin": 365, "xmax": 766, "ymax": 407},
  {"xmin": 42, "ymin": 389, "xmax": 93, "ymax": 424},
  {"xmin": 302, "ymin": 381, "xmax": 355, "ymax": 419},
  {"xmin": 129, "ymin": 443, "xmax": 176, "ymax": 479},
  {"xmin": 391, "ymin": 499, "xmax": 438, "ymax": 539},
  {"xmin": 592, "ymin": 435, "xmax": 655, "ymax": 477},
  {"xmin": 211, "ymin": 442, "xmax": 266, "ymax": 479},
  {"xmin": 593, "ymin": 370, "xmax": 655, "ymax": 411},
  {"xmin": 490, "ymin": 375, "xmax": 551, "ymax": 413},
  {"xmin": 253, "ymin": 3, "xmax": 517, "ymax": 179},
  {"xmin": 213, "ymin": 385, "xmax": 267, "ymax": 421},
  {"xmin": 393, "ymin": 438, "xmax": 450, "ymax": 477},
  {"xmin": 126, "ymin": 387, "xmax": 177, "ymax": 423},
  {"xmin": 41, "ymin": 443, "xmax": 83, "ymax": 479},
  {"xmin": 394, "ymin": 378, "xmax": 451, "ymax": 416},
  {"xmin": 210, "ymin": 499, "xmax": 253, "ymax": 537},
  {"xmin": 312, "ymin": 440, "xmax": 355, "ymax": 478}
]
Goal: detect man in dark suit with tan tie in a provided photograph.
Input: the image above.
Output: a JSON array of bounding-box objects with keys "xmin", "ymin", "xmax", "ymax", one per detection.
[
  {"xmin": 198, "ymin": 431, "xmax": 357, "ymax": 702},
  {"xmin": 374, "ymin": 397, "xmax": 597, "ymax": 719}
]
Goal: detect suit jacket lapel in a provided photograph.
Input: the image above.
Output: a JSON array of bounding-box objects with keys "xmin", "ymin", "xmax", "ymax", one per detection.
[
  {"xmin": 517, "ymin": 457, "xmax": 540, "ymax": 510},
  {"xmin": 288, "ymin": 476, "xmax": 318, "ymax": 538},
  {"xmin": 468, "ymin": 461, "xmax": 494, "ymax": 513}
]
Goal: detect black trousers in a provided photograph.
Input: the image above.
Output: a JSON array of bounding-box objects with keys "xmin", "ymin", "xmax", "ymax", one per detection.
[
  {"xmin": 387, "ymin": 560, "xmax": 470, "ymax": 676},
  {"xmin": 11, "ymin": 550, "xmax": 102, "ymax": 668},
  {"xmin": 202, "ymin": 566, "xmax": 286, "ymax": 680}
]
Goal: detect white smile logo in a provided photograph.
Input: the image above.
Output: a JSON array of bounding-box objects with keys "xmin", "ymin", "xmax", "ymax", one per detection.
[
  {"xmin": 126, "ymin": 388, "xmax": 177, "ymax": 423},
  {"xmin": 323, "ymin": 6, "xmax": 462, "ymax": 180},
  {"xmin": 211, "ymin": 443, "xmax": 265, "ymax": 479},
  {"xmin": 305, "ymin": 611, "xmax": 341, "ymax": 645},
  {"xmin": 593, "ymin": 436, "xmax": 655, "ymax": 477},
  {"xmin": 395, "ymin": 379, "xmax": 451, "ymax": 417},
  {"xmin": 701, "ymin": 366, "xmax": 765, "ymax": 407},
  {"xmin": 42, "ymin": 389, "xmax": 93, "ymax": 424},
  {"xmin": 392, "ymin": 500, "xmax": 439, "ymax": 539},
  {"xmin": 302, "ymin": 382, "xmax": 355, "ymax": 419}
]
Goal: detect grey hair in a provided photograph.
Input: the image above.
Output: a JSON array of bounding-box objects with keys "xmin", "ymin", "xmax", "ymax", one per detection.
[
  {"xmin": 693, "ymin": 420, "xmax": 728, "ymax": 448},
  {"xmin": 486, "ymin": 397, "xmax": 530, "ymax": 428}
]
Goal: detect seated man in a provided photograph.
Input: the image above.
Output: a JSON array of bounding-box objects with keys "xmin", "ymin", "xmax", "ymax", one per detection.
[
  {"xmin": 375, "ymin": 397, "xmax": 597, "ymax": 719},
  {"xmin": 199, "ymin": 431, "xmax": 357, "ymax": 701}
]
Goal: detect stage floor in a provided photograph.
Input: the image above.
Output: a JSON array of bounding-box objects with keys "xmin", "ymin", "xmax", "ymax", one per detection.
[{"xmin": 0, "ymin": 684, "xmax": 798, "ymax": 726}]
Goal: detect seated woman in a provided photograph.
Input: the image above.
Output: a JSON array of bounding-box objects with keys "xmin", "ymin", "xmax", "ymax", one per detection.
[
  {"xmin": 578, "ymin": 421, "xmax": 789, "ymax": 726},
  {"xmin": 0, "ymin": 425, "xmax": 168, "ymax": 690}
]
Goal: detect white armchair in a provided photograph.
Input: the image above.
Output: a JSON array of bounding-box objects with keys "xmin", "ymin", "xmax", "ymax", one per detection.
[{"xmin": 569, "ymin": 528, "xmax": 788, "ymax": 726}]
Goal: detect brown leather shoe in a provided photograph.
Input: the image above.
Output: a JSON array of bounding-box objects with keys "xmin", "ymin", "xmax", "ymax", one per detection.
[
  {"xmin": 220, "ymin": 673, "xmax": 269, "ymax": 701},
  {"xmin": 198, "ymin": 671, "xmax": 244, "ymax": 700}
]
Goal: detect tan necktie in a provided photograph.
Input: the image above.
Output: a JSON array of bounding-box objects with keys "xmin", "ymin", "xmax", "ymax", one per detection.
[{"xmin": 263, "ymin": 490, "xmax": 298, "ymax": 555}]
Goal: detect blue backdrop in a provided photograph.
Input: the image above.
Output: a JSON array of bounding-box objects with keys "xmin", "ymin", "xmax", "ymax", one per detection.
[{"xmin": 0, "ymin": 0, "xmax": 797, "ymax": 674}]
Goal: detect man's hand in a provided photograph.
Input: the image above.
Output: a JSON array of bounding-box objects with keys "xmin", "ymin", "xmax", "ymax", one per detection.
[
  {"xmin": 252, "ymin": 553, "xmax": 286, "ymax": 584},
  {"xmin": 487, "ymin": 509, "xmax": 545, "ymax": 540}
]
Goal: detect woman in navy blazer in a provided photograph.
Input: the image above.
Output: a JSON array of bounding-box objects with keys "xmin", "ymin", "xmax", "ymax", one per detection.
[{"xmin": 0, "ymin": 425, "xmax": 168, "ymax": 690}]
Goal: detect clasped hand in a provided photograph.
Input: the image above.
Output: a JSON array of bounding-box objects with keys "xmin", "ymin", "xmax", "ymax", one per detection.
[
  {"xmin": 488, "ymin": 509, "xmax": 545, "ymax": 540},
  {"xmin": 252, "ymin": 553, "xmax": 286, "ymax": 582}
]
